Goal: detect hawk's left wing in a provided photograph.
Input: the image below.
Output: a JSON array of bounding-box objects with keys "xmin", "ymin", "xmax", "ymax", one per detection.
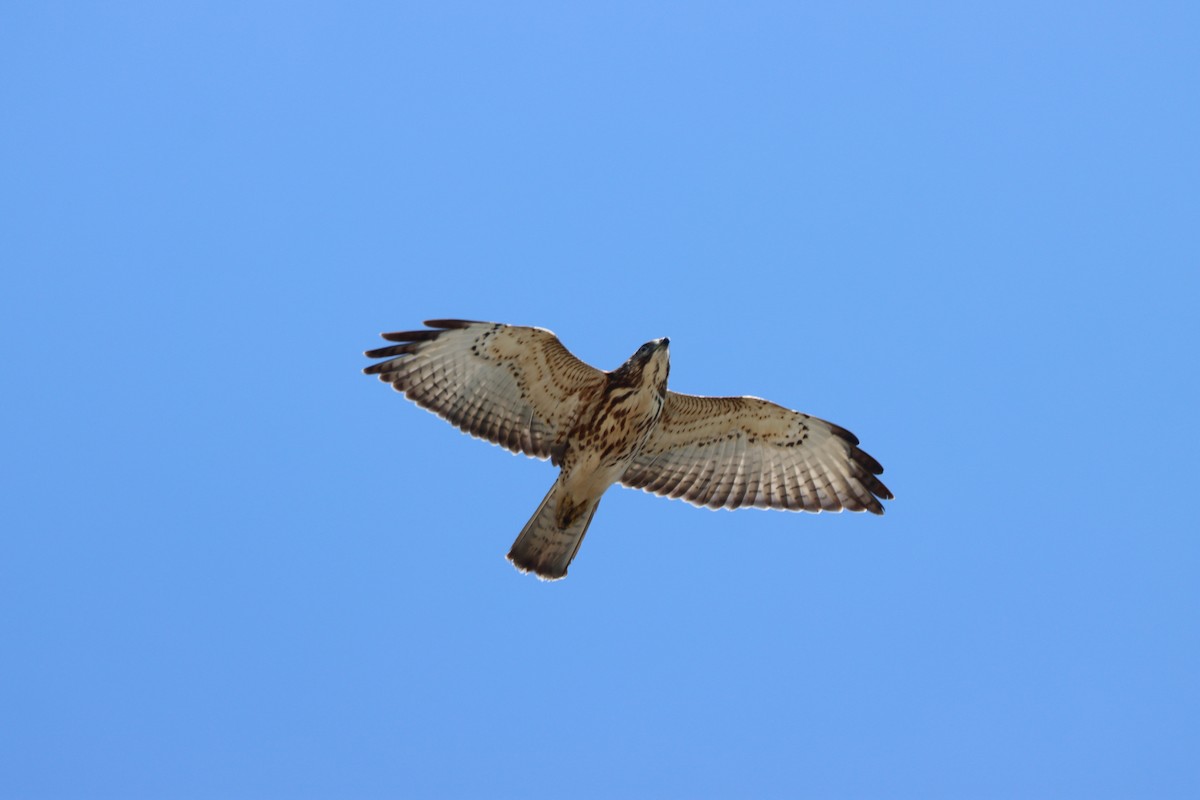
[
  {"xmin": 620, "ymin": 392, "xmax": 892, "ymax": 513},
  {"xmin": 364, "ymin": 320, "xmax": 606, "ymax": 463}
]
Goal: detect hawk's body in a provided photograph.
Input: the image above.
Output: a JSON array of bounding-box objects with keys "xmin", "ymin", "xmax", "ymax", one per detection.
[{"xmin": 364, "ymin": 320, "xmax": 892, "ymax": 580}]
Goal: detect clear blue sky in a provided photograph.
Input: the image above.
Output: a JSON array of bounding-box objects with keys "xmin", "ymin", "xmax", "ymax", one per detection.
[{"xmin": 3, "ymin": 2, "xmax": 1198, "ymax": 798}]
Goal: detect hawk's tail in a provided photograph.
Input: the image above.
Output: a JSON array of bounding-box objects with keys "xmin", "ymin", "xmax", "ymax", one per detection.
[{"xmin": 507, "ymin": 481, "xmax": 601, "ymax": 581}]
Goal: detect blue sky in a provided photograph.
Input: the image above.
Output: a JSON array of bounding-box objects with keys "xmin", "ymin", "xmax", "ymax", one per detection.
[{"xmin": 3, "ymin": 2, "xmax": 1198, "ymax": 797}]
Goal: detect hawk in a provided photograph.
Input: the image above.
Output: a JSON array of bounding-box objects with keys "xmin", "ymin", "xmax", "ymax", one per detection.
[{"xmin": 364, "ymin": 320, "xmax": 892, "ymax": 580}]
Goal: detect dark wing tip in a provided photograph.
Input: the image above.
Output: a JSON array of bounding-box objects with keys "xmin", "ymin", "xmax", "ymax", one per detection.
[
  {"xmin": 378, "ymin": 320, "xmax": 487, "ymax": 343},
  {"xmin": 850, "ymin": 494, "xmax": 887, "ymax": 515},
  {"xmin": 368, "ymin": 321, "xmax": 482, "ymax": 374},
  {"xmin": 828, "ymin": 423, "xmax": 861, "ymax": 446},
  {"xmin": 861, "ymin": 470, "xmax": 893, "ymax": 508},
  {"xmin": 855, "ymin": 447, "xmax": 892, "ymax": 506},
  {"xmin": 849, "ymin": 446, "xmax": 885, "ymax": 476},
  {"xmin": 842, "ymin": 435, "xmax": 892, "ymax": 510},
  {"xmin": 365, "ymin": 319, "xmax": 495, "ymax": 387},
  {"xmin": 363, "ymin": 359, "xmax": 404, "ymax": 376},
  {"xmin": 423, "ymin": 319, "xmax": 484, "ymax": 329},
  {"xmin": 379, "ymin": 329, "xmax": 443, "ymax": 343},
  {"xmin": 364, "ymin": 342, "xmax": 420, "ymax": 359}
]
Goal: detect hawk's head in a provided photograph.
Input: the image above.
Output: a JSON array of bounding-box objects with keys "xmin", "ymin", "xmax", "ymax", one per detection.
[{"xmin": 613, "ymin": 337, "xmax": 670, "ymax": 394}]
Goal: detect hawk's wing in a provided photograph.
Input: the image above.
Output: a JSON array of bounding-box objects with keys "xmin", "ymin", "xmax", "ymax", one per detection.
[
  {"xmin": 364, "ymin": 320, "xmax": 606, "ymax": 463},
  {"xmin": 620, "ymin": 392, "xmax": 892, "ymax": 513}
]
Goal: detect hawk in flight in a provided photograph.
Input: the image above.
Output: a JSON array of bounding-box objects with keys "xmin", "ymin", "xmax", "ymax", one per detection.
[{"xmin": 364, "ymin": 320, "xmax": 892, "ymax": 580}]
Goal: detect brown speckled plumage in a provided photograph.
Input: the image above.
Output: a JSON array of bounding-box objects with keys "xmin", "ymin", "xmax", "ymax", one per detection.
[{"xmin": 365, "ymin": 320, "xmax": 892, "ymax": 580}]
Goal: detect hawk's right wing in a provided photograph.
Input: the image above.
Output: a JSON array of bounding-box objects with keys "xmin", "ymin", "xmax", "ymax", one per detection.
[
  {"xmin": 620, "ymin": 392, "xmax": 892, "ymax": 513},
  {"xmin": 364, "ymin": 320, "xmax": 606, "ymax": 463}
]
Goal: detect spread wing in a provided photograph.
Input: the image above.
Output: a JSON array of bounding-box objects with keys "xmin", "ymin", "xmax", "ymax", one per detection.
[
  {"xmin": 620, "ymin": 392, "xmax": 892, "ymax": 513},
  {"xmin": 364, "ymin": 320, "xmax": 606, "ymax": 463}
]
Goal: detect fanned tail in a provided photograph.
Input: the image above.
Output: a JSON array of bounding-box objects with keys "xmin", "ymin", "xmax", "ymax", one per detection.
[{"xmin": 507, "ymin": 481, "xmax": 601, "ymax": 581}]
